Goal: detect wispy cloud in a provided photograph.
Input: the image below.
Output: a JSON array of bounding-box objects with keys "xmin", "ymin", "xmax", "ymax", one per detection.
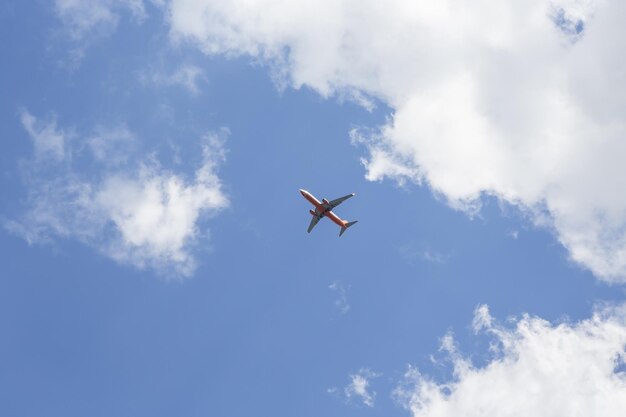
[
  {"xmin": 399, "ymin": 244, "xmax": 450, "ymax": 266},
  {"xmin": 421, "ymin": 250, "xmax": 449, "ymax": 265},
  {"xmin": 53, "ymin": 0, "xmax": 148, "ymax": 67},
  {"xmin": 55, "ymin": 0, "xmax": 146, "ymax": 40},
  {"xmin": 329, "ymin": 281, "xmax": 350, "ymax": 314},
  {"xmin": 19, "ymin": 110, "xmax": 69, "ymax": 162},
  {"xmin": 343, "ymin": 368, "xmax": 380, "ymax": 407},
  {"xmin": 7, "ymin": 109, "xmax": 229, "ymax": 277},
  {"xmin": 330, "ymin": 368, "xmax": 380, "ymax": 408},
  {"xmin": 139, "ymin": 64, "xmax": 207, "ymax": 94}
]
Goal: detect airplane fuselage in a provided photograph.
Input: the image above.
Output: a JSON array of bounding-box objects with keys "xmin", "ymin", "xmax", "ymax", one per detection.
[{"xmin": 299, "ymin": 189, "xmax": 348, "ymax": 228}]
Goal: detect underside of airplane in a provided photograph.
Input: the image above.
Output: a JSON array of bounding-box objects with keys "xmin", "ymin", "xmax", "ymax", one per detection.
[{"xmin": 299, "ymin": 189, "xmax": 358, "ymax": 236}]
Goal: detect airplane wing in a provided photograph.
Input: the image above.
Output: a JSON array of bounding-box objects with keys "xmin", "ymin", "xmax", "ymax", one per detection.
[
  {"xmin": 307, "ymin": 215, "xmax": 320, "ymax": 233},
  {"xmin": 328, "ymin": 193, "xmax": 355, "ymax": 209}
]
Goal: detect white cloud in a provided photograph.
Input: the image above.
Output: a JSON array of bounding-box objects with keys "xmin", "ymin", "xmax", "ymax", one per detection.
[
  {"xmin": 344, "ymin": 368, "xmax": 380, "ymax": 407},
  {"xmin": 55, "ymin": 0, "xmax": 147, "ymax": 40},
  {"xmin": 329, "ymin": 281, "xmax": 350, "ymax": 314},
  {"xmin": 19, "ymin": 110, "xmax": 69, "ymax": 162},
  {"xmin": 86, "ymin": 125, "xmax": 137, "ymax": 164},
  {"xmin": 8, "ymin": 110, "xmax": 228, "ymax": 277},
  {"xmin": 421, "ymin": 251, "xmax": 448, "ymax": 265},
  {"xmin": 393, "ymin": 304, "xmax": 626, "ymax": 417},
  {"xmin": 54, "ymin": 0, "xmax": 149, "ymax": 66},
  {"xmin": 399, "ymin": 244, "xmax": 450, "ymax": 266},
  {"xmin": 139, "ymin": 64, "xmax": 206, "ymax": 94},
  {"xmin": 164, "ymin": 0, "xmax": 626, "ymax": 282}
]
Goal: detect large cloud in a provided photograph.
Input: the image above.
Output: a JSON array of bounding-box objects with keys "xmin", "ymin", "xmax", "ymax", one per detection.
[
  {"xmin": 393, "ymin": 304, "xmax": 626, "ymax": 417},
  {"xmin": 165, "ymin": 0, "xmax": 626, "ymax": 282},
  {"xmin": 7, "ymin": 110, "xmax": 228, "ymax": 277}
]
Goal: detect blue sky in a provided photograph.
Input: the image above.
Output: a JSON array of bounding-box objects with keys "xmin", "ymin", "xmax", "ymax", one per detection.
[{"xmin": 2, "ymin": 2, "xmax": 626, "ymax": 416}]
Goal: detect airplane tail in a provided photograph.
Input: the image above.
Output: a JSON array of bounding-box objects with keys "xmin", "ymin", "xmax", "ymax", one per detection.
[{"xmin": 339, "ymin": 221, "xmax": 358, "ymax": 237}]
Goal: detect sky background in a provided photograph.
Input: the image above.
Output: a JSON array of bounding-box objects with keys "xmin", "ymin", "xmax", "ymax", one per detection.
[{"xmin": 2, "ymin": 1, "xmax": 626, "ymax": 417}]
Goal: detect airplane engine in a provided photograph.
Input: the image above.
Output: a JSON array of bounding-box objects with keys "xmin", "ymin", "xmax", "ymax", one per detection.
[
  {"xmin": 322, "ymin": 198, "xmax": 330, "ymax": 205},
  {"xmin": 309, "ymin": 210, "xmax": 317, "ymax": 217}
]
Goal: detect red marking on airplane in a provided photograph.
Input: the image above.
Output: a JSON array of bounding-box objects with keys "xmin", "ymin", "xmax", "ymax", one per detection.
[{"xmin": 299, "ymin": 189, "xmax": 358, "ymax": 236}]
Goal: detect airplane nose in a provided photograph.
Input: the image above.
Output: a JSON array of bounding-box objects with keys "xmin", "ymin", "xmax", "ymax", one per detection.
[{"xmin": 299, "ymin": 189, "xmax": 306, "ymax": 195}]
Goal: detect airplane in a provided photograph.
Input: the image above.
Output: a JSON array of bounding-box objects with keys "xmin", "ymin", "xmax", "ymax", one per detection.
[{"xmin": 299, "ymin": 189, "xmax": 358, "ymax": 236}]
